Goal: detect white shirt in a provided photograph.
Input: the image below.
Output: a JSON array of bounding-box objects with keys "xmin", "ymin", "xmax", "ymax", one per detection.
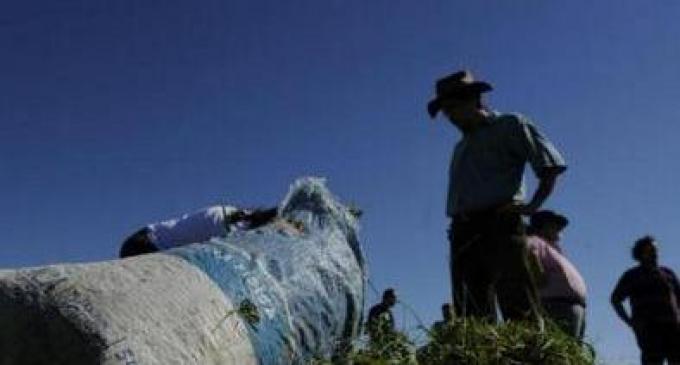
[{"xmin": 147, "ymin": 205, "xmax": 239, "ymax": 250}]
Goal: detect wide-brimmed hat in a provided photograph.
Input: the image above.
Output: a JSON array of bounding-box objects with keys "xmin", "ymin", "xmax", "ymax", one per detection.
[
  {"xmin": 529, "ymin": 210, "xmax": 569, "ymax": 230},
  {"xmin": 427, "ymin": 70, "xmax": 493, "ymax": 118}
]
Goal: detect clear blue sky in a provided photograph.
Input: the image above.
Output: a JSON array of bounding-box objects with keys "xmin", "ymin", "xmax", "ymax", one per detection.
[{"xmin": 2, "ymin": 1, "xmax": 679, "ymax": 363}]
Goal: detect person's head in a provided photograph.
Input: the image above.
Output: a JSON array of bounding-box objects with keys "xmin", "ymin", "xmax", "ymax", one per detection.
[
  {"xmin": 246, "ymin": 207, "xmax": 278, "ymax": 229},
  {"xmin": 441, "ymin": 303, "xmax": 453, "ymax": 321},
  {"xmin": 632, "ymin": 235, "xmax": 658, "ymax": 266},
  {"xmin": 382, "ymin": 288, "xmax": 397, "ymax": 307},
  {"xmin": 427, "ymin": 70, "xmax": 492, "ymax": 131},
  {"xmin": 529, "ymin": 210, "xmax": 569, "ymax": 244}
]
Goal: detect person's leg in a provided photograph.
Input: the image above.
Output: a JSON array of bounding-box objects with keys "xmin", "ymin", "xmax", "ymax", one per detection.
[
  {"xmin": 661, "ymin": 322, "xmax": 680, "ymax": 365},
  {"xmin": 119, "ymin": 228, "xmax": 158, "ymax": 258},
  {"xmin": 448, "ymin": 220, "xmax": 459, "ymax": 313},
  {"xmin": 495, "ymin": 213, "xmax": 541, "ymax": 323},
  {"xmin": 542, "ymin": 301, "xmax": 585, "ymax": 339},
  {"xmin": 459, "ymin": 245, "xmax": 496, "ymax": 320},
  {"xmin": 640, "ymin": 353, "xmax": 664, "ymax": 365},
  {"xmin": 573, "ymin": 304, "xmax": 586, "ymax": 341},
  {"xmin": 635, "ymin": 323, "xmax": 664, "ymax": 365},
  {"xmin": 577, "ymin": 307, "xmax": 586, "ymax": 341},
  {"xmin": 542, "ymin": 301, "xmax": 566, "ymax": 333},
  {"xmin": 450, "ymin": 218, "xmax": 496, "ymax": 320},
  {"xmin": 451, "ymin": 219, "xmax": 476, "ymax": 317}
]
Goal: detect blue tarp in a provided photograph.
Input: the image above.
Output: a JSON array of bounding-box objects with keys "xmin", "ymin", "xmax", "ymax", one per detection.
[{"xmin": 168, "ymin": 177, "xmax": 366, "ymax": 364}]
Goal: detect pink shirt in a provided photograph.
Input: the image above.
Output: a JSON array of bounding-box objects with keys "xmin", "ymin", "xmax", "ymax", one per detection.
[{"xmin": 527, "ymin": 235, "xmax": 587, "ymax": 304}]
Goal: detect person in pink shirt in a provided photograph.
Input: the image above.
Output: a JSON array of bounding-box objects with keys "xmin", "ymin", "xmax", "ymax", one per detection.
[{"xmin": 526, "ymin": 210, "xmax": 587, "ymax": 340}]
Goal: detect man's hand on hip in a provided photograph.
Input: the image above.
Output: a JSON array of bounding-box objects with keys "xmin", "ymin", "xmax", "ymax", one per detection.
[{"xmin": 497, "ymin": 202, "xmax": 538, "ymax": 216}]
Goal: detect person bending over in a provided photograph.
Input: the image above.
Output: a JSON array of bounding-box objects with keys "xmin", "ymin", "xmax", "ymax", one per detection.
[{"xmin": 119, "ymin": 206, "xmax": 278, "ymax": 258}]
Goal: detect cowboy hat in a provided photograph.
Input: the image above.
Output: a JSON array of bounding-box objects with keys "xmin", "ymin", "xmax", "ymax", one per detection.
[
  {"xmin": 427, "ymin": 70, "xmax": 493, "ymax": 118},
  {"xmin": 529, "ymin": 210, "xmax": 569, "ymax": 230}
]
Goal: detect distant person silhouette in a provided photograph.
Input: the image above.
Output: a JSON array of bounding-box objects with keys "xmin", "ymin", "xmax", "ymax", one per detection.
[
  {"xmin": 119, "ymin": 206, "xmax": 278, "ymax": 257},
  {"xmin": 611, "ymin": 236, "xmax": 680, "ymax": 365},
  {"xmin": 526, "ymin": 210, "xmax": 587, "ymax": 339},
  {"xmin": 431, "ymin": 303, "xmax": 454, "ymax": 334},
  {"xmin": 366, "ymin": 288, "xmax": 397, "ymax": 344},
  {"xmin": 427, "ymin": 69, "xmax": 567, "ymax": 322}
]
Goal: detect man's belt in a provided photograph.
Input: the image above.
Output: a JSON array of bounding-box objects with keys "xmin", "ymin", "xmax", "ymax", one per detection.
[
  {"xmin": 453, "ymin": 201, "xmax": 518, "ymax": 222},
  {"xmin": 542, "ymin": 296, "xmax": 587, "ymax": 308}
]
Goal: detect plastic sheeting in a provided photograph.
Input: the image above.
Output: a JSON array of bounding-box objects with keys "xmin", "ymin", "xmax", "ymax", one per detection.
[
  {"xmin": 0, "ymin": 177, "xmax": 365, "ymax": 365},
  {"xmin": 168, "ymin": 177, "xmax": 366, "ymax": 364}
]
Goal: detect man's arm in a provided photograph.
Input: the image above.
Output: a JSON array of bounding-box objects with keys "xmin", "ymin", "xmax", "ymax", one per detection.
[
  {"xmin": 611, "ymin": 275, "xmax": 634, "ymax": 327},
  {"xmin": 611, "ymin": 296, "xmax": 633, "ymax": 327},
  {"xmin": 502, "ymin": 170, "xmax": 560, "ymax": 216},
  {"xmin": 666, "ymin": 268, "xmax": 680, "ymax": 304},
  {"xmin": 503, "ymin": 116, "xmax": 566, "ymax": 216}
]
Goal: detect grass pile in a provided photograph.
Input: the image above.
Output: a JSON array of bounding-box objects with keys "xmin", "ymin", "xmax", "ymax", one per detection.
[
  {"xmin": 315, "ymin": 317, "xmax": 596, "ymax": 365},
  {"xmin": 416, "ymin": 318, "xmax": 595, "ymax": 365}
]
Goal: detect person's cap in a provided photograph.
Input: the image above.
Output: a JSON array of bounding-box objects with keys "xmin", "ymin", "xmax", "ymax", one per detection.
[
  {"xmin": 427, "ymin": 70, "xmax": 493, "ymax": 118},
  {"xmin": 529, "ymin": 210, "xmax": 569, "ymax": 230}
]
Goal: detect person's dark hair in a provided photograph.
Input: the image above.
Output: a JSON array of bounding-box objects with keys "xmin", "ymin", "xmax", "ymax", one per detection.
[
  {"xmin": 441, "ymin": 303, "xmax": 452, "ymax": 319},
  {"xmin": 632, "ymin": 235, "xmax": 656, "ymax": 261},
  {"xmin": 246, "ymin": 207, "xmax": 278, "ymax": 229},
  {"xmin": 119, "ymin": 227, "xmax": 158, "ymax": 258},
  {"xmin": 382, "ymin": 288, "xmax": 396, "ymax": 301}
]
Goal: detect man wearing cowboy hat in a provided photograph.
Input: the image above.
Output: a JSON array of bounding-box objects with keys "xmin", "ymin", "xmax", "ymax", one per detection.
[
  {"xmin": 526, "ymin": 210, "xmax": 587, "ymax": 339},
  {"xmin": 428, "ymin": 70, "xmax": 567, "ymax": 322}
]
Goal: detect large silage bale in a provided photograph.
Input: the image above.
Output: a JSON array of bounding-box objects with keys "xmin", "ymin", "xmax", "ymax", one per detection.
[{"xmin": 0, "ymin": 177, "xmax": 366, "ymax": 365}]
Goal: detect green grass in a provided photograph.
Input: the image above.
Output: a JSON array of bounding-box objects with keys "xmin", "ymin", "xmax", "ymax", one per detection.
[
  {"xmin": 313, "ymin": 317, "xmax": 596, "ymax": 365},
  {"xmin": 218, "ymin": 298, "xmax": 597, "ymax": 364},
  {"xmin": 416, "ymin": 318, "xmax": 595, "ymax": 365}
]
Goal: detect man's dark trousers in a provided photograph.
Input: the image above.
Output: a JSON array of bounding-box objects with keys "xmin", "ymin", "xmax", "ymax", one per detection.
[
  {"xmin": 634, "ymin": 321, "xmax": 680, "ymax": 364},
  {"xmin": 449, "ymin": 209, "xmax": 541, "ymax": 321}
]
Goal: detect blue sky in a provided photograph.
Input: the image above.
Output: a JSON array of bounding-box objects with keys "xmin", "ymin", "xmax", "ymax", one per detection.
[{"xmin": 2, "ymin": 1, "xmax": 679, "ymax": 363}]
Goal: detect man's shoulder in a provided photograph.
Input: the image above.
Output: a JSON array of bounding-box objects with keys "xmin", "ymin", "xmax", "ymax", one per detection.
[
  {"xmin": 493, "ymin": 111, "xmax": 528, "ymax": 124},
  {"xmin": 619, "ymin": 266, "xmax": 644, "ymax": 281},
  {"xmin": 368, "ymin": 304, "xmax": 384, "ymax": 316},
  {"xmin": 489, "ymin": 112, "xmax": 535, "ymax": 133},
  {"xmin": 612, "ymin": 267, "xmax": 640, "ymax": 296},
  {"xmin": 660, "ymin": 266, "xmax": 679, "ymax": 278}
]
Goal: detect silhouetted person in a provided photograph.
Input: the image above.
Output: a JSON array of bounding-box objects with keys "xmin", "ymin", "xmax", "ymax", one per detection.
[
  {"xmin": 611, "ymin": 236, "xmax": 680, "ymax": 365},
  {"xmin": 527, "ymin": 210, "xmax": 586, "ymax": 339},
  {"xmin": 427, "ymin": 70, "xmax": 567, "ymax": 322},
  {"xmin": 119, "ymin": 206, "xmax": 278, "ymax": 257},
  {"xmin": 366, "ymin": 288, "xmax": 397, "ymax": 344},
  {"xmin": 431, "ymin": 303, "xmax": 454, "ymax": 334}
]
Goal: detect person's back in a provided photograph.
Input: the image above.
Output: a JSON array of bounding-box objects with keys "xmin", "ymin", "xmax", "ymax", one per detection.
[
  {"xmin": 119, "ymin": 206, "xmax": 278, "ymax": 257},
  {"xmin": 149, "ymin": 206, "xmax": 238, "ymax": 250},
  {"xmin": 526, "ymin": 211, "xmax": 586, "ymax": 339},
  {"xmin": 527, "ymin": 236, "xmax": 586, "ymax": 305}
]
